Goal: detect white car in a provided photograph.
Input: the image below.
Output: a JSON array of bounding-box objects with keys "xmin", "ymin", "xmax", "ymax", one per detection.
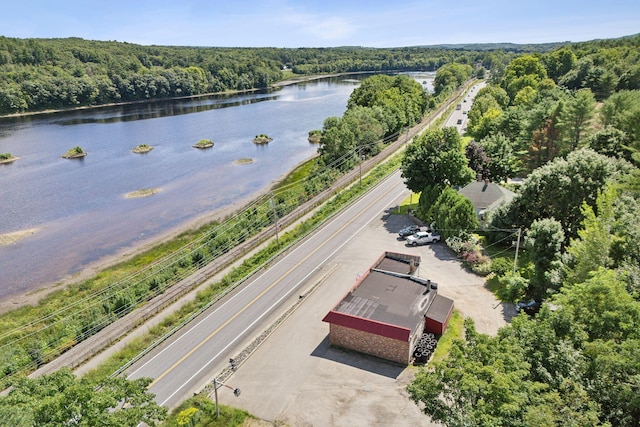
[{"xmin": 406, "ymin": 231, "xmax": 441, "ymax": 246}]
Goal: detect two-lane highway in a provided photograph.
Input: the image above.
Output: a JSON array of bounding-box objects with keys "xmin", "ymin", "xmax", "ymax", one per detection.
[{"xmin": 126, "ymin": 170, "xmax": 409, "ymax": 408}]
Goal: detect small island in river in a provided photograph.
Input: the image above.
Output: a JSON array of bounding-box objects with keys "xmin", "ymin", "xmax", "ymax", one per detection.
[
  {"xmin": 252, "ymin": 134, "xmax": 273, "ymax": 144},
  {"xmin": 62, "ymin": 146, "xmax": 87, "ymax": 159},
  {"xmin": 193, "ymin": 139, "xmax": 214, "ymax": 149},
  {"xmin": 235, "ymin": 158, "xmax": 254, "ymax": 164},
  {"xmin": 132, "ymin": 144, "xmax": 153, "ymax": 153},
  {"xmin": 0, "ymin": 153, "xmax": 18, "ymax": 164},
  {"xmin": 125, "ymin": 188, "xmax": 160, "ymax": 199}
]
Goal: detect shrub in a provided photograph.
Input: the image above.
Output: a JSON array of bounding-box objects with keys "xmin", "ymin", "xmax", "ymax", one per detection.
[
  {"xmin": 497, "ymin": 271, "xmax": 529, "ymax": 302},
  {"xmin": 470, "ymin": 254, "xmax": 492, "ymax": 276},
  {"xmin": 490, "ymin": 257, "xmax": 513, "ymax": 276}
]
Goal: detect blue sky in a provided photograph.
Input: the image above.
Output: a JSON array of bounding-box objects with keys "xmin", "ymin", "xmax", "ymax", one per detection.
[{"xmin": 2, "ymin": 0, "xmax": 638, "ymax": 47}]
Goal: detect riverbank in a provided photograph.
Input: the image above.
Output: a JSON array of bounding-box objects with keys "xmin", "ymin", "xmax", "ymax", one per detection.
[
  {"xmin": 0, "ymin": 154, "xmax": 308, "ymax": 314},
  {"xmin": 0, "ymin": 72, "xmax": 351, "ymax": 120}
]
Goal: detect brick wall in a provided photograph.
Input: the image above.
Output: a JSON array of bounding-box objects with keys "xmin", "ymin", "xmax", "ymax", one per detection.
[{"xmin": 329, "ymin": 323, "xmax": 410, "ymax": 364}]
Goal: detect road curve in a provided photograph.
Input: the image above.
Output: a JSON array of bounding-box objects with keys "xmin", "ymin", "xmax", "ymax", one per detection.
[{"xmin": 126, "ymin": 170, "xmax": 409, "ymax": 409}]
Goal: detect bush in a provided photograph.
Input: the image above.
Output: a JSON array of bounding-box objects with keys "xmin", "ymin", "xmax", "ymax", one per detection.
[
  {"xmin": 470, "ymin": 254, "xmax": 492, "ymax": 276},
  {"xmin": 497, "ymin": 271, "xmax": 529, "ymax": 302},
  {"xmin": 490, "ymin": 257, "xmax": 513, "ymax": 276}
]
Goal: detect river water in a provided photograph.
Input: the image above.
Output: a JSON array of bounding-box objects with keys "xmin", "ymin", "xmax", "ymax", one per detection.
[{"xmin": 0, "ymin": 72, "xmax": 434, "ymax": 301}]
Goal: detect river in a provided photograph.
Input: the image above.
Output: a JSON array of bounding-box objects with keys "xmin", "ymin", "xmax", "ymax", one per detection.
[{"xmin": 0, "ymin": 72, "xmax": 434, "ymax": 302}]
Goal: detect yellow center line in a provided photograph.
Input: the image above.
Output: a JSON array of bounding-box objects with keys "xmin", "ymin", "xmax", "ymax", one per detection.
[{"xmin": 148, "ymin": 178, "xmax": 402, "ymax": 388}]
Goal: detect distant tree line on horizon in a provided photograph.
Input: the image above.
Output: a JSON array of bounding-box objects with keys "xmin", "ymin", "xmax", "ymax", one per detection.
[{"xmin": 0, "ymin": 36, "xmax": 538, "ymax": 115}]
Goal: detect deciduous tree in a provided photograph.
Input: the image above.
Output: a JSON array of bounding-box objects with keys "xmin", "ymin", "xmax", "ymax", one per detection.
[{"xmin": 400, "ymin": 127, "xmax": 475, "ymax": 193}]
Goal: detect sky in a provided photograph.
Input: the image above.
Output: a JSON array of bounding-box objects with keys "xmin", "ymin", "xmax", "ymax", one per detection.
[{"xmin": 1, "ymin": 0, "xmax": 638, "ymax": 48}]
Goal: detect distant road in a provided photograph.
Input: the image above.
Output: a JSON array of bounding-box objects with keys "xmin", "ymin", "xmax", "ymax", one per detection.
[
  {"xmin": 126, "ymin": 170, "xmax": 409, "ymax": 408},
  {"xmin": 444, "ymin": 81, "xmax": 486, "ymax": 133}
]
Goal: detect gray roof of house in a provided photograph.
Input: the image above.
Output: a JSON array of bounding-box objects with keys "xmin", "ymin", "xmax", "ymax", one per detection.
[{"xmin": 458, "ymin": 181, "xmax": 516, "ymax": 214}]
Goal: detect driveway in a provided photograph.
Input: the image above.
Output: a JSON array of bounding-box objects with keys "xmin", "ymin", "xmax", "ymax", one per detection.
[{"xmin": 218, "ymin": 200, "xmax": 512, "ymax": 426}]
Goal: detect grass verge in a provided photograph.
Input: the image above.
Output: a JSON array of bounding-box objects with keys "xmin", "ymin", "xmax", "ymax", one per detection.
[{"xmin": 430, "ymin": 309, "xmax": 463, "ymax": 365}]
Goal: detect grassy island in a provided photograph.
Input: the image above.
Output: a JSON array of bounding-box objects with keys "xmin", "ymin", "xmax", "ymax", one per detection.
[
  {"xmin": 252, "ymin": 134, "xmax": 272, "ymax": 144},
  {"xmin": 132, "ymin": 144, "xmax": 153, "ymax": 153},
  {"xmin": 0, "ymin": 153, "xmax": 18, "ymax": 164},
  {"xmin": 193, "ymin": 139, "xmax": 214, "ymax": 149},
  {"xmin": 62, "ymin": 146, "xmax": 87, "ymax": 159},
  {"xmin": 307, "ymin": 129, "xmax": 321, "ymax": 144}
]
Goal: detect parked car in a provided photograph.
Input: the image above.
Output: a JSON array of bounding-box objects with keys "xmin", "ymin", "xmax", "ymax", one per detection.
[
  {"xmin": 406, "ymin": 231, "xmax": 441, "ymax": 246},
  {"xmin": 398, "ymin": 225, "xmax": 420, "ymax": 237},
  {"xmin": 516, "ymin": 299, "xmax": 542, "ymax": 315}
]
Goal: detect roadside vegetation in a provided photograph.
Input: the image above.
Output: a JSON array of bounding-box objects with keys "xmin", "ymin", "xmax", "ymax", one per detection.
[{"xmin": 403, "ymin": 35, "xmax": 640, "ymax": 426}]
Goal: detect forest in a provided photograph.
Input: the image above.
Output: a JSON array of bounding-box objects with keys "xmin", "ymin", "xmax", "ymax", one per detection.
[
  {"xmin": 398, "ymin": 34, "xmax": 640, "ymax": 426},
  {"xmin": 0, "ymin": 36, "xmax": 528, "ymax": 115}
]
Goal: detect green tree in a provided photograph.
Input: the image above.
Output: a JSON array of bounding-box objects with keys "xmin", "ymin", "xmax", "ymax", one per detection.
[
  {"xmin": 431, "ymin": 187, "xmax": 479, "ymax": 239},
  {"xmin": 555, "ymin": 268, "xmax": 640, "ymax": 342},
  {"xmin": 563, "ymin": 187, "xmax": 616, "ymax": 285},
  {"xmin": 489, "ymin": 149, "xmax": 632, "ymax": 241},
  {"xmin": 599, "ymin": 90, "xmax": 640, "ymax": 154},
  {"xmin": 400, "ymin": 127, "xmax": 475, "ymax": 193},
  {"xmin": 525, "ymin": 218, "xmax": 565, "ymax": 299},
  {"xmin": 407, "ymin": 318, "xmax": 544, "ymax": 426},
  {"xmin": 558, "ymin": 88, "xmax": 596, "ymax": 152},
  {"xmin": 583, "ymin": 338, "xmax": 640, "ymax": 426},
  {"xmin": 466, "ymin": 92, "xmax": 503, "ymax": 140},
  {"xmin": 317, "ymin": 116, "xmax": 356, "ymax": 170},
  {"xmin": 543, "ymin": 48, "xmax": 577, "ymax": 82},
  {"xmin": 0, "ymin": 368, "xmax": 167, "ymax": 426},
  {"xmin": 479, "ymin": 132, "xmax": 521, "ymax": 182},
  {"xmin": 433, "ymin": 63, "xmax": 473, "ymax": 96},
  {"xmin": 502, "ymin": 54, "xmax": 548, "ymax": 101},
  {"xmin": 589, "ymin": 126, "xmax": 630, "ymax": 160}
]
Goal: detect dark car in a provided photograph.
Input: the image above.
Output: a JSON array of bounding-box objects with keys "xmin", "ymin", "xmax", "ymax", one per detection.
[
  {"xmin": 516, "ymin": 299, "xmax": 542, "ymax": 315},
  {"xmin": 398, "ymin": 225, "xmax": 420, "ymax": 237}
]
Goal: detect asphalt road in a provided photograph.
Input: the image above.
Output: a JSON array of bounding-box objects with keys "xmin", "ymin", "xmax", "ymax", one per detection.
[
  {"xmin": 126, "ymin": 170, "xmax": 409, "ymax": 409},
  {"xmin": 445, "ymin": 81, "xmax": 486, "ymax": 133}
]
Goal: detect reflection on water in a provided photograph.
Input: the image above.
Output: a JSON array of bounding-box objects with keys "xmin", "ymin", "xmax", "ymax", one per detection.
[{"xmin": 56, "ymin": 93, "xmax": 280, "ymax": 125}]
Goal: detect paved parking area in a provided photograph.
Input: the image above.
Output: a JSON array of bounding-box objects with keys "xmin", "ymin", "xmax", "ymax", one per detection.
[{"xmin": 219, "ymin": 206, "xmax": 512, "ymax": 426}]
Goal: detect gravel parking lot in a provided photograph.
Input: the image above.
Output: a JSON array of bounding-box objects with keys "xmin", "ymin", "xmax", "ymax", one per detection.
[{"xmin": 218, "ymin": 201, "xmax": 515, "ymax": 426}]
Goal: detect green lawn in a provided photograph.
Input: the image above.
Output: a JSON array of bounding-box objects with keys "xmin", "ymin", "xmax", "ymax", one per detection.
[{"xmin": 395, "ymin": 192, "xmax": 420, "ymax": 214}]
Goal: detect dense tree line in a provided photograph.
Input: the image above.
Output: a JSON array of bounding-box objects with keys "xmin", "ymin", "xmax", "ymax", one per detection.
[
  {"xmin": 405, "ymin": 35, "xmax": 640, "ymax": 426},
  {"xmin": 316, "ymin": 73, "xmax": 430, "ymax": 171},
  {"xmin": 0, "ymin": 36, "xmax": 521, "ymax": 115}
]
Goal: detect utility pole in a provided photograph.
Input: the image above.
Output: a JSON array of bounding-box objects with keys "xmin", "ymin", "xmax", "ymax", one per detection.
[
  {"xmin": 211, "ymin": 378, "xmax": 241, "ymax": 418},
  {"xmin": 513, "ymin": 228, "xmax": 521, "ymax": 273}
]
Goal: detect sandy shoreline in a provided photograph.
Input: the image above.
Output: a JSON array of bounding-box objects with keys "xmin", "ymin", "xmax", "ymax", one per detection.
[{"xmin": 0, "ymin": 228, "xmax": 40, "ymax": 246}]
